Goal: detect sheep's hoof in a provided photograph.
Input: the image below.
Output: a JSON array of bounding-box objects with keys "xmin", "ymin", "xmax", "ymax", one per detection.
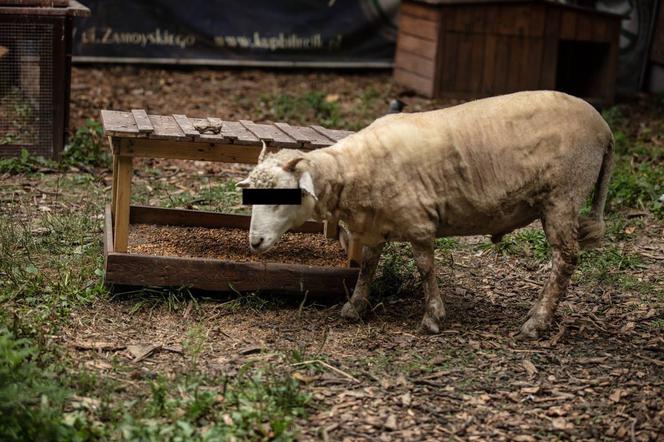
[
  {"xmin": 419, "ymin": 313, "xmax": 441, "ymax": 335},
  {"xmin": 518, "ymin": 315, "xmax": 550, "ymax": 340},
  {"xmin": 340, "ymin": 301, "xmax": 363, "ymax": 321}
]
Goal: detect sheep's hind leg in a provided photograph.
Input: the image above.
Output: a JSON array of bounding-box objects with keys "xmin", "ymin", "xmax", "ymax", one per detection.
[
  {"xmin": 341, "ymin": 243, "xmax": 384, "ymax": 321},
  {"xmin": 413, "ymin": 241, "xmax": 446, "ymax": 334},
  {"xmin": 519, "ymin": 207, "xmax": 579, "ymax": 339}
]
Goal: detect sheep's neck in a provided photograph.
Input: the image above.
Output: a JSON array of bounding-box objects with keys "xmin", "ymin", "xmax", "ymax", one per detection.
[{"xmin": 307, "ymin": 149, "xmax": 345, "ymax": 223}]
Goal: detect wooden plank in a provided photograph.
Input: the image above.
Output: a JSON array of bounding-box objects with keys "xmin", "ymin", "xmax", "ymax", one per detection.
[
  {"xmin": 401, "ymin": 1, "xmax": 440, "ymax": 21},
  {"xmin": 395, "ymin": 50, "xmax": 436, "ymax": 79},
  {"xmin": 239, "ymin": 120, "xmax": 299, "ymax": 148},
  {"xmin": 324, "ymin": 217, "xmax": 339, "ymax": 240},
  {"xmin": 540, "ymin": 6, "xmax": 561, "ymax": 89},
  {"xmin": 651, "ymin": 2, "xmax": 664, "ymax": 64},
  {"xmin": 172, "ymin": 114, "xmax": 199, "ymax": 137},
  {"xmin": 106, "ymin": 253, "xmax": 359, "ymax": 294},
  {"xmin": 394, "ymin": 68, "xmax": 435, "ymax": 97},
  {"xmin": 449, "ymin": 5, "xmax": 485, "ymax": 33},
  {"xmin": 273, "ymin": 122, "xmax": 335, "ymax": 148},
  {"xmin": 129, "ymin": 205, "xmax": 324, "ymax": 234},
  {"xmin": 440, "ymin": 32, "xmax": 460, "ymax": 94},
  {"xmin": 104, "ymin": 204, "xmax": 114, "ymax": 257},
  {"xmin": 481, "ymin": 34, "xmax": 498, "ymax": 94},
  {"xmin": 575, "ymin": 11, "xmax": 594, "ymax": 41},
  {"xmin": 111, "ymin": 152, "xmax": 118, "ymax": 216},
  {"xmin": 113, "ymin": 156, "xmax": 133, "ymax": 253},
  {"xmin": 310, "ymin": 125, "xmax": 354, "ymax": 143},
  {"xmin": 131, "ymin": 109, "xmax": 154, "ymax": 133},
  {"xmin": 100, "ymin": 110, "xmax": 141, "ymax": 137},
  {"xmin": 116, "ymin": 138, "xmax": 265, "ymax": 163},
  {"xmin": 493, "ymin": 35, "xmax": 511, "ymax": 94},
  {"xmin": 399, "ymin": 14, "xmax": 440, "ymax": 41},
  {"xmin": 220, "ymin": 121, "xmax": 261, "ymax": 145},
  {"xmin": 522, "ymin": 38, "xmax": 544, "ymax": 89},
  {"xmin": 147, "ymin": 115, "xmax": 188, "ymax": 141},
  {"xmin": 396, "ymin": 33, "xmax": 438, "ymax": 59},
  {"xmin": 560, "ymin": 10, "xmax": 577, "ymax": 40}
]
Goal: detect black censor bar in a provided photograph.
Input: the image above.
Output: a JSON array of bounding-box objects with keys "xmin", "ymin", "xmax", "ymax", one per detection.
[{"xmin": 242, "ymin": 188, "xmax": 302, "ymax": 205}]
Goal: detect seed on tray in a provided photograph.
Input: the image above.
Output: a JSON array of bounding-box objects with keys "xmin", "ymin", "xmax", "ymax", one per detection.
[{"xmin": 128, "ymin": 224, "xmax": 347, "ymax": 267}]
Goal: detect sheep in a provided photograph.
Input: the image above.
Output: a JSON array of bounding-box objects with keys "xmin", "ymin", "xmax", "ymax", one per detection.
[{"xmin": 236, "ymin": 90, "xmax": 614, "ymax": 338}]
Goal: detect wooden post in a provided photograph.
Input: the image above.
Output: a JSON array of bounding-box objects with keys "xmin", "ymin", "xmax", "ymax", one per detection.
[
  {"xmin": 347, "ymin": 238, "xmax": 363, "ymax": 268},
  {"xmin": 324, "ymin": 216, "xmax": 339, "ymax": 240},
  {"xmin": 111, "ymin": 154, "xmax": 118, "ymax": 217},
  {"xmin": 113, "ymin": 155, "xmax": 133, "ymax": 253}
]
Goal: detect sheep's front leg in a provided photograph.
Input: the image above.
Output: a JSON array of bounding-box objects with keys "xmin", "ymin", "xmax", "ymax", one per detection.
[
  {"xmin": 412, "ymin": 241, "xmax": 446, "ymax": 334},
  {"xmin": 341, "ymin": 243, "xmax": 384, "ymax": 321}
]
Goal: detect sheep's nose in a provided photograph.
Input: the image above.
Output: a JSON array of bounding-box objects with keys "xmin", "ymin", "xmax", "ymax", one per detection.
[{"xmin": 251, "ymin": 237, "xmax": 264, "ymax": 249}]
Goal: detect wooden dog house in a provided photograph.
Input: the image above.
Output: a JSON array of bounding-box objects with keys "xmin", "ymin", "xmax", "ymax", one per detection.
[{"xmin": 394, "ymin": 0, "xmax": 623, "ymax": 105}]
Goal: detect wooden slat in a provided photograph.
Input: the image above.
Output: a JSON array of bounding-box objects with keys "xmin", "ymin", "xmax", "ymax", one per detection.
[
  {"xmin": 395, "ymin": 50, "xmax": 436, "ymax": 79},
  {"xmin": 239, "ymin": 120, "xmax": 299, "ymax": 148},
  {"xmin": 560, "ymin": 10, "xmax": 577, "ymax": 39},
  {"xmin": 115, "ymin": 138, "xmax": 265, "ymax": 163},
  {"xmin": 507, "ymin": 36, "xmax": 526, "ymax": 92},
  {"xmin": 129, "ymin": 205, "xmax": 325, "ymax": 234},
  {"xmin": 105, "ymin": 253, "xmax": 359, "ymax": 294},
  {"xmin": 440, "ymin": 32, "xmax": 460, "ymax": 93},
  {"xmin": 147, "ymin": 115, "xmax": 188, "ymax": 141},
  {"xmin": 131, "ymin": 109, "xmax": 154, "ymax": 133},
  {"xmin": 220, "ymin": 121, "xmax": 261, "ymax": 145},
  {"xmin": 523, "ymin": 38, "xmax": 544, "ymax": 89},
  {"xmin": 273, "ymin": 123, "xmax": 334, "ymax": 148},
  {"xmin": 396, "ymin": 33, "xmax": 437, "ymax": 60},
  {"xmin": 172, "ymin": 114, "xmax": 199, "ymax": 137},
  {"xmin": 540, "ymin": 6, "xmax": 561, "ymax": 89},
  {"xmin": 310, "ymin": 126, "xmax": 354, "ymax": 143},
  {"xmin": 481, "ymin": 34, "xmax": 498, "ymax": 94},
  {"xmin": 347, "ymin": 239, "xmax": 362, "ymax": 268},
  {"xmin": 493, "ymin": 35, "xmax": 511, "ymax": 94},
  {"xmin": 101, "ymin": 110, "xmax": 141, "ymax": 137},
  {"xmin": 401, "ymin": 1, "xmax": 440, "ymax": 21},
  {"xmin": 395, "ymin": 68, "xmax": 435, "ymax": 97},
  {"xmin": 400, "ymin": 14, "xmax": 439, "ymax": 41}
]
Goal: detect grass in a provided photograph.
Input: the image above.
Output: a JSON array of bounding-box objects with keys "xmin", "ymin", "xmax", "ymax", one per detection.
[{"xmin": 479, "ymin": 228, "xmax": 550, "ymax": 263}]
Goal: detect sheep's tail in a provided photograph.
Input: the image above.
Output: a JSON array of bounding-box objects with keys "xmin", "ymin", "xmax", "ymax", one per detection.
[{"xmin": 578, "ymin": 136, "xmax": 614, "ymax": 249}]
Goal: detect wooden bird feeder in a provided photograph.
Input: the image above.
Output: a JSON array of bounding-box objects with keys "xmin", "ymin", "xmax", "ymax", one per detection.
[
  {"xmin": 394, "ymin": 0, "xmax": 622, "ymax": 106},
  {"xmin": 101, "ymin": 110, "xmax": 362, "ymax": 295}
]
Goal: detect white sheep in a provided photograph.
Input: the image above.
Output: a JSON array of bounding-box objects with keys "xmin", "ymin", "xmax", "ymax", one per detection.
[{"xmin": 237, "ymin": 91, "xmax": 614, "ymax": 338}]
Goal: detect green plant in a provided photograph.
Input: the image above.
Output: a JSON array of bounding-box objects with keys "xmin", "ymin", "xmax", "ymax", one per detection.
[
  {"xmin": 63, "ymin": 119, "xmax": 109, "ymax": 168},
  {"xmin": 480, "ymin": 228, "xmax": 551, "ymax": 262},
  {"xmin": 0, "ymin": 148, "xmax": 55, "ymax": 174},
  {"xmin": 0, "ymin": 325, "xmax": 73, "ymax": 442},
  {"xmin": 371, "ymin": 243, "xmax": 418, "ymax": 297}
]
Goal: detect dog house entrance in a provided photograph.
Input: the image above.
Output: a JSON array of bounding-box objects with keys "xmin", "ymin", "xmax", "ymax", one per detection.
[{"xmin": 556, "ymin": 40, "xmax": 611, "ymax": 101}]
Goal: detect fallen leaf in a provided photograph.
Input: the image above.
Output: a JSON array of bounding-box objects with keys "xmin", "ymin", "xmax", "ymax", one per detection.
[
  {"xmin": 84, "ymin": 360, "xmax": 112, "ymax": 370},
  {"xmin": 127, "ymin": 344, "xmax": 161, "ymax": 363},
  {"xmin": 609, "ymin": 388, "xmax": 625, "ymax": 402},
  {"xmin": 522, "ymin": 359, "xmax": 538, "ymax": 377},
  {"xmin": 401, "ymin": 391, "xmax": 412, "ymax": 407},
  {"xmin": 384, "ymin": 414, "xmax": 398, "ymax": 431},
  {"xmin": 72, "ymin": 341, "xmax": 125, "ymax": 351},
  {"xmin": 292, "ymin": 371, "xmax": 315, "ymax": 384},
  {"xmin": 551, "ymin": 417, "xmax": 573, "ymax": 430}
]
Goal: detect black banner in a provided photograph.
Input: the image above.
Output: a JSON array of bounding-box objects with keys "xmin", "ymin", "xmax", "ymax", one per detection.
[{"xmin": 72, "ymin": 0, "xmax": 400, "ymax": 67}]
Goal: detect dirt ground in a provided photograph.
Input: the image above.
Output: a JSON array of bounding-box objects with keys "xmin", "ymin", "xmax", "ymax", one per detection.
[{"xmin": 10, "ymin": 66, "xmax": 664, "ymax": 440}]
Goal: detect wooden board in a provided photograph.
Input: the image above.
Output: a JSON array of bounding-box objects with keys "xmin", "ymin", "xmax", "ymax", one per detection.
[
  {"xmin": 129, "ymin": 205, "xmax": 325, "ymax": 234},
  {"xmin": 395, "ymin": 50, "xmax": 437, "ymax": 79},
  {"xmin": 396, "ymin": 33, "xmax": 438, "ymax": 59},
  {"xmin": 394, "ymin": 68, "xmax": 435, "ymax": 97},
  {"xmin": 310, "ymin": 126, "xmax": 354, "ymax": 142},
  {"xmin": 399, "ymin": 14, "xmax": 440, "ymax": 41},
  {"xmin": 131, "ymin": 109, "xmax": 154, "ymax": 134},
  {"xmin": 220, "ymin": 121, "xmax": 261, "ymax": 145},
  {"xmin": 239, "ymin": 120, "xmax": 300, "ymax": 148},
  {"xmin": 273, "ymin": 122, "xmax": 335, "ymax": 148},
  {"xmin": 147, "ymin": 115, "xmax": 188, "ymax": 141},
  {"xmin": 100, "ymin": 110, "xmax": 141, "ymax": 137},
  {"xmin": 172, "ymin": 114, "xmax": 199, "ymax": 138},
  {"xmin": 114, "ymin": 138, "xmax": 262, "ymax": 163}
]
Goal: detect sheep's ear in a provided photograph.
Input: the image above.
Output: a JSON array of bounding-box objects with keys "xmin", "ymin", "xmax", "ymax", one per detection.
[
  {"xmin": 299, "ymin": 171, "xmax": 317, "ymax": 201},
  {"xmin": 282, "ymin": 157, "xmax": 304, "ymax": 172},
  {"xmin": 257, "ymin": 140, "xmax": 268, "ymax": 163},
  {"xmin": 236, "ymin": 178, "xmax": 251, "ymax": 188}
]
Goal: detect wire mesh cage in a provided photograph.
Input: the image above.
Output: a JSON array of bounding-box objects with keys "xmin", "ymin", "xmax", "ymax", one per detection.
[
  {"xmin": 0, "ymin": 21, "xmax": 54, "ymax": 157},
  {"xmin": 0, "ymin": 2, "xmax": 89, "ymax": 159}
]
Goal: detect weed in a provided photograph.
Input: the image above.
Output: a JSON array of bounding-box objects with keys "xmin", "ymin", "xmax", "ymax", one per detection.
[
  {"xmin": 575, "ymin": 246, "xmax": 642, "ymax": 285},
  {"xmin": 268, "ymin": 91, "xmax": 342, "ymax": 128},
  {"xmin": 0, "ymin": 148, "xmax": 55, "ymax": 174},
  {"xmin": 63, "ymin": 119, "xmax": 108, "ymax": 168},
  {"xmin": 480, "ymin": 228, "xmax": 550, "ymax": 262},
  {"xmin": 371, "ymin": 243, "xmax": 418, "ymax": 297},
  {"xmin": 0, "ymin": 325, "xmax": 73, "ymax": 442}
]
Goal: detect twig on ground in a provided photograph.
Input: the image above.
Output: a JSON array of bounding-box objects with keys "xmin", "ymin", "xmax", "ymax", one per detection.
[{"xmin": 292, "ymin": 359, "xmax": 360, "ymax": 383}]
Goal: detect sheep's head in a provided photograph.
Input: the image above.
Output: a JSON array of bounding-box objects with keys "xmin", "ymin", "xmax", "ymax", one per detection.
[{"xmin": 236, "ymin": 146, "xmax": 317, "ymax": 253}]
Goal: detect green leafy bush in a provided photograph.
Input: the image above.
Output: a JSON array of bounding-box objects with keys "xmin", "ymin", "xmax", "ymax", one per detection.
[{"xmin": 63, "ymin": 119, "xmax": 109, "ymax": 168}]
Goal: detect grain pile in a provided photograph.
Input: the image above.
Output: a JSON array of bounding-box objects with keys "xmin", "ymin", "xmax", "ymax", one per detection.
[{"xmin": 128, "ymin": 224, "xmax": 347, "ymax": 267}]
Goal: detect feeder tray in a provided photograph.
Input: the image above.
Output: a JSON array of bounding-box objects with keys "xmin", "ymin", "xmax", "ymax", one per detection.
[{"xmin": 102, "ymin": 110, "xmax": 361, "ymax": 295}]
